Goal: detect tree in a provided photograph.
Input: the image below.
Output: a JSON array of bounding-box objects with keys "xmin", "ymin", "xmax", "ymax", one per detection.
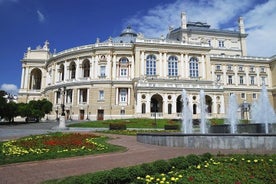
[
  {"xmin": 4, "ymin": 102, "xmax": 18, "ymax": 122},
  {"xmin": 0, "ymin": 90, "xmax": 8, "ymax": 120}
]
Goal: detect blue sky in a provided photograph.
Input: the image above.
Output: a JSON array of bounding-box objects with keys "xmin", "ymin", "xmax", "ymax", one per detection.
[{"xmin": 0, "ymin": 0, "xmax": 275, "ymax": 95}]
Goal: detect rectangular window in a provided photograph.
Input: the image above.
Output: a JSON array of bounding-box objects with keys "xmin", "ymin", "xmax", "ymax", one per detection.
[
  {"xmin": 216, "ymin": 65, "xmax": 221, "ymax": 70},
  {"xmin": 100, "ymin": 66, "xmax": 106, "ymax": 77},
  {"xmin": 79, "ymin": 89, "xmax": 88, "ymax": 103},
  {"xmin": 239, "ymin": 76, "xmax": 244, "ymax": 84},
  {"xmin": 56, "ymin": 91, "xmax": 61, "ymax": 104},
  {"xmin": 250, "ymin": 66, "xmax": 254, "ymax": 72},
  {"xmin": 239, "ymin": 65, "xmax": 243, "ymax": 71},
  {"xmin": 261, "ymin": 77, "xmax": 266, "ymax": 85},
  {"xmin": 99, "ymin": 90, "xmax": 104, "ymax": 100},
  {"xmin": 253, "ymin": 93, "xmax": 257, "ymax": 99},
  {"xmin": 119, "ymin": 88, "xmax": 127, "ymax": 103},
  {"xmin": 66, "ymin": 89, "xmax": 73, "ymax": 104},
  {"xmin": 241, "ymin": 93, "xmax": 245, "ymax": 99},
  {"xmin": 260, "ymin": 67, "xmax": 265, "ymax": 72},
  {"xmin": 227, "ymin": 65, "xmax": 232, "ymax": 70},
  {"xmin": 120, "ymin": 68, "xmax": 127, "ymax": 76},
  {"xmin": 250, "ymin": 76, "xmax": 255, "ymax": 85},
  {"xmin": 218, "ymin": 40, "xmax": 224, "ymax": 47},
  {"xmin": 228, "ymin": 75, "xmax": 233, "ymax": 84},
  {"xmin": 168, "ymin": 61, "xmax": 178, "ymax": 76},
  {"xmin": 146, "ymin": 60, "xmax": 156, "ymax": 76}
]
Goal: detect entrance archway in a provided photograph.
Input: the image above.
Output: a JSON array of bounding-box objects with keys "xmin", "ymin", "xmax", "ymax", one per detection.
[
  {"xmin": 176, "ymin": 95, "xmax": 182, "ymax": 113},
  {"xmin": 205, "ymin": 95, "xmax": 212, "ymax": 113},
  {"xmin": 150, "ymin": 94, "xmax": 163, "ymax": 113}
]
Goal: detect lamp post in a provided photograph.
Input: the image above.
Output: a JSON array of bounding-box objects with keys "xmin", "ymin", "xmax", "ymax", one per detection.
[
  {"xmin": 86, "ymin": 105, "xmax": 89, "ymax": 120},
  {"xmin": 58, "ymin": 86, "xmax": 67, "ymax": 129}
]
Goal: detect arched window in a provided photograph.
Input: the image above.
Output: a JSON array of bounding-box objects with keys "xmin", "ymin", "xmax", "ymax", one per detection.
[
  {"xmin": 168, "ymin": 56, "xmax": 178, "ymax": 76},
  {"xmin": 142, "ymin": 103, "xmax": 146, "ymax": 114},
  {"xmin": 83, "ymin": 59, "xmax": 90, "ymax": 78},
  {"xmin": 168, "ymin": 104, "xmax": 172, "ymax": 114},
  {"xmin": 189, "ymin": 57, "xmax": 199, "ymax": 78},
  {"xmin": 59, "ymin": 64, "xmax": 64, "ymax": 81},
  {"xmin": 146, "ymin": 55, "xmax": 156, "ymax": 76},
  {"xmin": 69, "ymin": 62, "xmax": 76, "ymax": 79},
  {"xmin": 193, "ymin": 104, "xmax": 197, "ymax": 114},
  {"xmin": 29, "ymin": 68, "xmax": 42, "ymax": 90}
]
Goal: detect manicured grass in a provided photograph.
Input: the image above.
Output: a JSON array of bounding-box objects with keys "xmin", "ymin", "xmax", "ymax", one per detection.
[
  {"xmin": 43, "ymin": 154, "xmax": 276, "ymax": 184},
  {"xmin": 68, "ymin": 118, "xmax": 180, "ymax": 129},
  {"xmin": 0, "ymin": 132, "xmax": 125, "ymax": 165}
]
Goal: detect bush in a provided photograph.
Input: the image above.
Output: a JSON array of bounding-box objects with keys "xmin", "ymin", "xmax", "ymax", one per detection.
[
  {"xmin": 109, "ymin": 123, "xmax": 127, "ymax": 130},
  {"xmin": 169, "ymin": 156, "xmax": 189, "ymax": 170},
  {"xmin": 151, "ymin": 160, "xmax": 171, "ymax": 173},
  {"xmin": 164, "ymin": 124, "xmax": 180, "ymax": 130},
  {"xmin": 186, "ymin": 154, "xmax": 201, "ymax": 165}
]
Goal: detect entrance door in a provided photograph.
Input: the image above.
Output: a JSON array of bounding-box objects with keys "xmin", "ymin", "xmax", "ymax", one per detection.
[
  {"xmin": 79, "ymin": 110, "xmax": 84, "ymax": 120},
  {"xmin": 97, "ymin": 110, "xmax": 104, "ymax": 120}
]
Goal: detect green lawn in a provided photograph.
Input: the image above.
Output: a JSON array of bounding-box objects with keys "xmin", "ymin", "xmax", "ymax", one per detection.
[{"xmin": 68, "ymin": 118, "xmax": 180, "ymax": 129}]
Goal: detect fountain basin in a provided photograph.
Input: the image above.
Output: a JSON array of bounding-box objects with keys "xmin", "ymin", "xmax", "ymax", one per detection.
[
  {"xmin": 209, "ymin": 123, "xmax": 276, "ymax": 134},
  {"xmin": 137, "ymin": 133, "xmax": 276, "ymax": 150}
]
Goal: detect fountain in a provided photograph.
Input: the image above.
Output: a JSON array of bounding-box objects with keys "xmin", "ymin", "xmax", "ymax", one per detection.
[
  {"xmin": 137, "ymin": 87, "xmax": 276, "ymax": 150},
  {"xmin": 181, "ymin": 89, "xmax": 192, "ymax": 133},
  {"xmin": 251, "ymin": 85, "xmax": 276, "ymax": 133},
  {"xmin": 199, "ymin": 90, "xmax": 207, "ymax": 134},
  {"xmin": 226, "ymin": 94, "xmax": 238, "ymax": 133}
]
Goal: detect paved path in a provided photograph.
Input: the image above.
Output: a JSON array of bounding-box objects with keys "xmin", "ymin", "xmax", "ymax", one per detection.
[{"xmin": 0, "ymin": 122, "xmax": 275, "ymax": 184}]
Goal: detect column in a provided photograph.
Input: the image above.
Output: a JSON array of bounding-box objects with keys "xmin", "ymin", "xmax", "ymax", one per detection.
[
  {"xmin": 75, "ymin": 58, "xmax": 80, "ymax": 79},
  {"xmin": 180, "ymin": 53, "xmax": 184, "ymax": 78},
  {"xmin": 163, "ymin": 52, "xmax": 167, "ymax": 77},
  {"xmin": 159, "ymin": 52, "xmax": 163, "ymax": 77},
  {"xmin": 115, "ymin": 88, "xmax": 119, "ymax": 105},
  {"xmin": 89, "ymin": 57, "xmax": 93, "ymax": 79},
  {"xmin": 64, "ymin": 62, "xmax": 69, "ymax": 81},
  {"xmin": 136, "ymin": 93, "xmax": 142, "ymax": 114},
  {"xmin": 172, "ymin": 95, "xmax": 177, "ymax": 114},
  {"xmin": 112, "ymin": 54, "xmax": 117, "ymax": 79},
  {"xmin": 146, "ymin": 94, "xmax": 151, "ymax": 114},
  {"xmin": 163, "ymin": 95, "xmax": 168, "ymax": 114},
  {"xmin": 127, "ymin": 88, "xmax": 130, "ymax": 105},
  {"xmin": 24, "ymin": 67, "xmax": 29, "ymax": 89},
  {"xmin": 20, "ymin": 67, "xmax": 25, "ymax": 89},
  {"xmin": 185, "ymin": 54, "xmax": 189, "ymax": 78},
  {"xmin": 141, "ymin": 51, "xmax": 144, "ymax": 75},
  {"xmin": 201, "ymin": 55, "xmax": 205, "ymax": 79},
  {"xmin": 131, "ymin": 55, "xmax": 135, "ymax": 78}
]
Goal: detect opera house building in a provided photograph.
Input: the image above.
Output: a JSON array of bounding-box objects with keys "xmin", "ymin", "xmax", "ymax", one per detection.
[{"xmin": 18, "ymin": 13, "xmax": 276, "ymax": 121}]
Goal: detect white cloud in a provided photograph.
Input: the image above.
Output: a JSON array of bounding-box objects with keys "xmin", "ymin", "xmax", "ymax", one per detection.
[
  {"xmin": 37, "ymin": 10, "xmax": 45, "ymax": 23},
  {"xmin": 126, "ymin": 0, "xmax": 275, "ymax": 57},
  {"xmin": 244, "ymin": 0, "xmax": 276, "ymax": 57},
  {"xmin": 0, "ymin": 84, "xmax": 18, "ymax": 95}
]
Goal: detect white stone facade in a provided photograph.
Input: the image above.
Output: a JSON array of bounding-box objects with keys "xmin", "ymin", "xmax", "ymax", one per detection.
[{"xmin": 18, "ymin": 13, "xmax": 276, "ymax": 121}]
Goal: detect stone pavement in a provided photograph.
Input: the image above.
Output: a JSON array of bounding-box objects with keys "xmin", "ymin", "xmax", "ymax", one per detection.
[{"xmin": 0, "ymin": 122, "xmax": 275, "ymax": 184}]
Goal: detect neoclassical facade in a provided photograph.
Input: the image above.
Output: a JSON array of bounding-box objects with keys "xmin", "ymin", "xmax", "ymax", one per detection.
[{"xmin": 18, "ymin": 13, "xmax": 276, "ymax": 121}]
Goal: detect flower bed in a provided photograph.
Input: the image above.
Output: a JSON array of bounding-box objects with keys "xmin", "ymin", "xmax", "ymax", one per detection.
[
  {"xmin": 0, "ymin": 132, "xmax": 123, "ymax": 165},
  {"xmin": 44, "ymin": 154, "xmax": 276, "ymax": 184}
]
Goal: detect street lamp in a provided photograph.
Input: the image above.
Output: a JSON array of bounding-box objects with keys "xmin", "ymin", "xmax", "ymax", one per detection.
[
  {"xmin": 86, "ymin": 105, "xmax": 89, "ymax": 120},
  {"xmin": 58, "ymin": 86, "xmax": 67, "ymax": 129}
]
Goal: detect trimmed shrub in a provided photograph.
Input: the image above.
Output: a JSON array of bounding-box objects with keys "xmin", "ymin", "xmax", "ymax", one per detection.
[
  {"xmin": 151, "ymin": 160, "xmax": 171, "ymax": 173},
  {"xmin": 169, "ymin": 156, "xmax": 189, "ymax": 170},
  {"xmin": 186, "ymin": 154, "xmax": 201, "ymax": 165},
  {"xmin": 164, "ymin": 124, "xmax": 180, "ymax": 130},
  {"xmin": 109, "ymin": 123, "xmax": 127, "ymax": 130}
]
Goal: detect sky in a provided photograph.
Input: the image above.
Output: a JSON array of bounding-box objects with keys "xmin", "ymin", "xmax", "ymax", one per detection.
[{"xmin": 0, "ymin": 0, "xmax": 275, "ymax": 95}]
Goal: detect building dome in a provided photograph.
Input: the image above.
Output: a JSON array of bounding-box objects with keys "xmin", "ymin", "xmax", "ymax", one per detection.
[
  {"xmin": 120, "ymin": 26, "xmax": 138, "ymax": 37},
  {"xmin": 108, "ymin": 26, "xmax": 138, "ymax": 43}
]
